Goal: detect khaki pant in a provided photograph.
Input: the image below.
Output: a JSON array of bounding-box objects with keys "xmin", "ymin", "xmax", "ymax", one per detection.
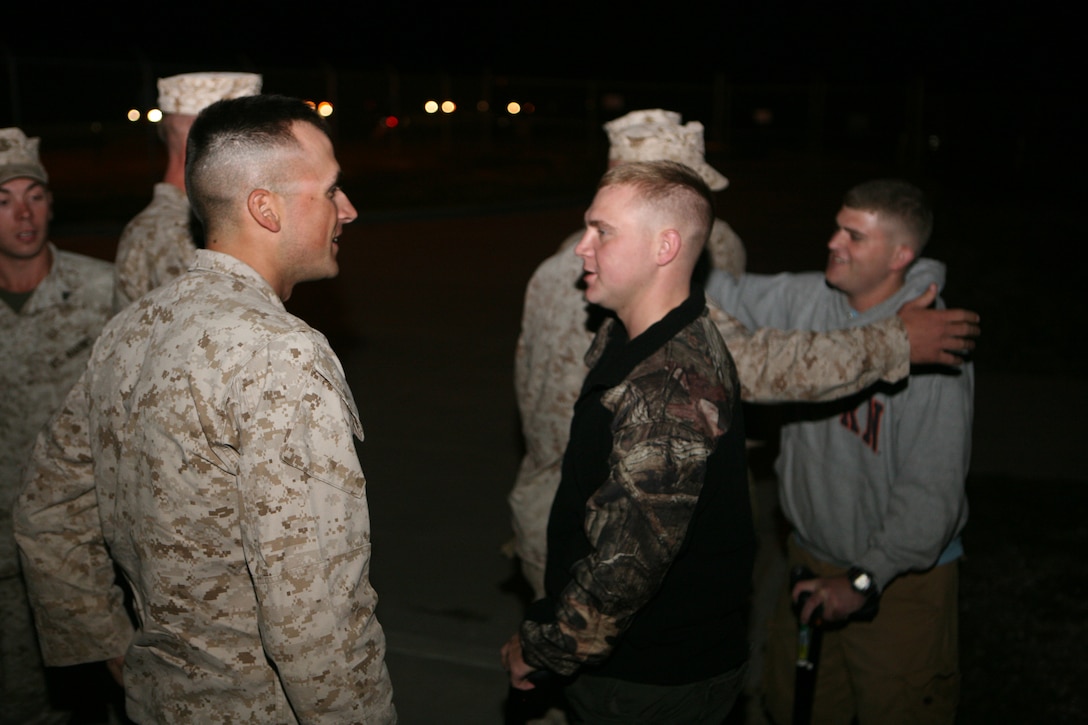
[{"xmin": 760, "ymin": 539, "xmax": 959, "ymax": 725}]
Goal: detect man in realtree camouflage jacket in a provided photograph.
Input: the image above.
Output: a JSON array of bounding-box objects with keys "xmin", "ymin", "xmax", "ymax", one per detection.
[{"xmin": 504, "ymin": 160, "xmax": 755, "ymax": 722}]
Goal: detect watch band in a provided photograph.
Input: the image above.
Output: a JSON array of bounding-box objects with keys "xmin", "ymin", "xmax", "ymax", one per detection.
[
  {"xmin": 846, "ymin": 566, "xmax": 880, "ymax": 621},
  {"xmin": 847, "ymin": 566, "xmax": 876, "ymax": 596}
]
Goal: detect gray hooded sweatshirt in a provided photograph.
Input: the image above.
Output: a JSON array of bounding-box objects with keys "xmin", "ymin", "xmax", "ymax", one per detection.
[{"xmin": 706, "ymin": 259, "xmax": 973, "ymax": 590}]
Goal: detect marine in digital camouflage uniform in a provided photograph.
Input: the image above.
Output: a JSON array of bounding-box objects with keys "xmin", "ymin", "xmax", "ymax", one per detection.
[
  {"xmin": 0, "ymin": 127, "xmax": 115, "ymax": 725},
  {"xmin": 112, "ymin": 181, "xmax": 196, "ymax": 311},
  {"xmin": 15, "ymin": 96, "xmax": 396, "ymax": 724},
  {"xmin": 113, "ymin": 72, "xmax": 261, "ymax": 312}
]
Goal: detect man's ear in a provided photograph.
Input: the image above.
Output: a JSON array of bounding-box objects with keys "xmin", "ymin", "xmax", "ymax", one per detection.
[
  {"xmin": 890, "ymin": 243, "xmax": 916, "ymax": 271},
  {"xmin": 657, "ymin": 228, "xmax": 683, "ymax": 266},
  {"xmin": 248, "ymin": 189, "xmax": 281, "ymax": 233}
]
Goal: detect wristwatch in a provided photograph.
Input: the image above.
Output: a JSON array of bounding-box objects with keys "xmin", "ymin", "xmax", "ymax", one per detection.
[
  {"xmin": 847, "ymin": 566, "xmax": 880, "ymax": 621},
  {"xmin": 847, "ymin": 566, "xmax": 877, "ymax": 596}
]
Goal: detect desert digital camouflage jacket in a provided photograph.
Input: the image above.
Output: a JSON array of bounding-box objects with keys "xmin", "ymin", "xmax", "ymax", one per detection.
[
  {"xmin": 113, "ymin": 182, "xmax": 197, "ymax": 311},
  {"xmin": 1, "ymin": 245, "xmax": 113, "ymax": 581},
  {"xmin": 15, "ymin": 250, "xmax": 395, "ymax": 724}
]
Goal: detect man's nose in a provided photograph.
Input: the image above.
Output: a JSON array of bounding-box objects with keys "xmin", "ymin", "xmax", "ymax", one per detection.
[
  {"xmin": 337, "ymin": 190, "xmax": 358, "ymax": 224},
  {"xmin": 574, "ymin": 229, "xmax": 593, "ymax": 257}
]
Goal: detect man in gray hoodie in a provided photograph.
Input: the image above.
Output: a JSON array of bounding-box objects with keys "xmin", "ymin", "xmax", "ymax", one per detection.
[{"xmin": 706, "ymin": 178, "xmax": 971, "ymax": 725}]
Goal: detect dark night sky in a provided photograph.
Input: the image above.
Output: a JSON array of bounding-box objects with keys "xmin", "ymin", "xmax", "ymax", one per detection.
[
  {"xmin": 4, "ymin": 1, "xmax": 1072, "ymax": 88},
  {"xmin": 4, "ymin": 0, "xmax": 1080, "ymax": 182}
]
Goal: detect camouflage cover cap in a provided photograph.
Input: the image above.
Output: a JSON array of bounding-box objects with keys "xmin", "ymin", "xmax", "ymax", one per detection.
[
  {"xmin": 157, "ymin": 72, "xmax": 263, "ymax": 115},
  {"xmin": 604, "ymin": 108, "xmax": 729, "ymax": 191},
  {"xmin": 0, "ymin": 127, "xmax": 48, "ymax": 185}
]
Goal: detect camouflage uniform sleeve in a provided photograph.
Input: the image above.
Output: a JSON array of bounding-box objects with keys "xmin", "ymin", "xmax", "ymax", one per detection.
[
  {"xmin": 510, "ymin": 234, "xmax": 591, "ymax": 591},
  {"xmin": 13, "ymin": 371, "xmax": 135, "ymax": 666},
  {"xmin": 514, "ymin": 231, "xmax": 585, "ymax": 432},
  {"xmin": 705, "ymin": 218, "xmax": 746, "ymax": 278},
  {"xmin": 520, "ymin": 374, "xmax": 725, "ymax": 675},
  {"xmin": 113, "ymin": 220, "xmax": 153, "ymax": 313},
  {"xmin": 233, "ymin": 335, "xmax": 395, "ymax": 724},
  {"xmin": 112, "ymin": 194, "xmax": 195, "ymax": 313},
  {"xmin": 708, "ymin": 303, "xmax": 910, "ymax": 402}
]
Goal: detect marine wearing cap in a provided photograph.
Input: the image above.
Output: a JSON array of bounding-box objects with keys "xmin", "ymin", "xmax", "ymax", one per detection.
[
  {"xmin": 112, "ymin": 71, "xmax": 263, "ymax": 311},
  {"xmin": 0, "ymin": 128, "xmax": 48, "ymax": 185},
  {"xmin": 604, "ymin": 108, "xmax": 729, "ymax": 191},
  {"xmin": 2, "ymin": 125, "xmax": 116, "ymax": 723},
  {"xmin": 157, "ymin": 71, "xmax": 263, "ymax": 116}
]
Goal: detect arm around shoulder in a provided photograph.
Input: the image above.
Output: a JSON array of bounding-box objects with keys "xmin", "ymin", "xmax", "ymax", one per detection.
[
  {"xmin": 710, "ymin": 305, "xmax": 911, "ymax": 403},
  {"xmin": 898, "ymin": 283, "xmax": 981, "ymax": 366}
]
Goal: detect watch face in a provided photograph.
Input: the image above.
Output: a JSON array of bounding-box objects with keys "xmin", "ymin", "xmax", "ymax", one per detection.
[{"xmin": 853, "ymin": 572, "xmax": 872, "ymax": 591}]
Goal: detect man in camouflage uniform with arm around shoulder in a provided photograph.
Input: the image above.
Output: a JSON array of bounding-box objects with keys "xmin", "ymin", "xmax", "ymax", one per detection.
[{"xmin": 15, "ymin": 95, "xmax": 396, "ymax": 724}]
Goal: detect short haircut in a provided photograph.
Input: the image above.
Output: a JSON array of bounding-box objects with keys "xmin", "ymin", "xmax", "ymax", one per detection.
[
  {"xmin": 185, "ymin": 94, "xmax": 330, "ymax": 231},
  {"xmin": 843, "ymin": 178, "xmax": 933, "ymax": 251},
  {"xmin": 599, "ymin": 160, "xmax": 715, "ymax": 250}
]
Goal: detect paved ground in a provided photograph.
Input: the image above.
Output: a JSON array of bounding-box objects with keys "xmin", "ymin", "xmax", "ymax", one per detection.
[{"xmin": 39, "ymin": 137, "xmax": 1088, "ymax": 723}]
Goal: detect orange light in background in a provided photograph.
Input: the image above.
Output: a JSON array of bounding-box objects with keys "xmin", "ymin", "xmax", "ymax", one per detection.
[
  {"xmin": 384, "ymin": 116, "xmax": 399, "ymax": 128},
  {"xmin": 302, "ymin": 100, "xmax": 333, "ymax": 116},
  {"xmin": 424, "ymin": 100, "xmax": 439, "ymax": 113},
  {"xmin": 147, "ymin": 109, "xmax": 163, "ymax": 123},
  {"xmin": 506, "ymin": 101, "xmax": 521, "ymax": 115},
  {"xmin": 441, "ymin": 100, "xmax": 456, "ymax": 114},
  {"xmin": 127, "ymin": 109, "xmax": 141, "ymax": 122}
]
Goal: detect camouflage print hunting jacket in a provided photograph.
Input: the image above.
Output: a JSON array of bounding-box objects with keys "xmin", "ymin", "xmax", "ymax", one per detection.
[{"xmin": 520, "ymin": 293, "xmax": 755, "ymax": 682}]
